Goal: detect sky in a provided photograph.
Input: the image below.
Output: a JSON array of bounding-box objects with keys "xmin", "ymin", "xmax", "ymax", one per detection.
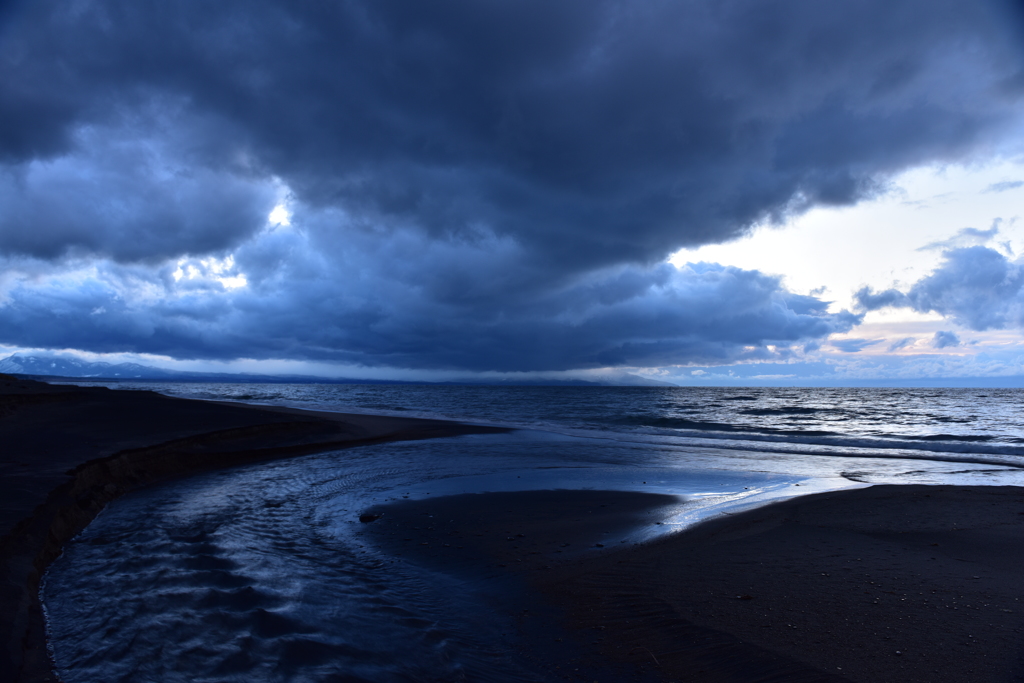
[{"xmin": 1, "ymin": 0, "xmax": 1023, "ymax": 385}]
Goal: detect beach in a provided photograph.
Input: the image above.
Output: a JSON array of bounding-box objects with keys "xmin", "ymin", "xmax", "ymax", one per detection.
[
  {"xmin": 363, "ymin": 485, "xmax": 1024, "ymax": 682},
  {"xmin": 4, "ymin": 377, "xmax": 1024, "ymax": 682},
  {"xmin": 0, "ymin": 375, "xmax": 505, "ymax": 682}
]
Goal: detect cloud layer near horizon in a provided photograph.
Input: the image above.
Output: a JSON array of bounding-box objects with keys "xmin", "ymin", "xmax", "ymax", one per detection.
[
  {"xmin": 1, "ymin": 0, "xmax": 1022, "ymax": 370},
  {"xmin": 0, "ymin": 225, "xmax": 860, "ymax": 370}
]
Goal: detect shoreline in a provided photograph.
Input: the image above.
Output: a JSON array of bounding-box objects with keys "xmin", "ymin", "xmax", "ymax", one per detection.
[
  {"xmin": 0, "ymin": 375, "xmax": 506, "ymax": 683},
  {"xmin": 7, "ymin": 375, "xmax": 1024, "ymax": 682},
  {"xmin": 362, "ymin": 484, "xmax": 1024, "ymax": 682}
]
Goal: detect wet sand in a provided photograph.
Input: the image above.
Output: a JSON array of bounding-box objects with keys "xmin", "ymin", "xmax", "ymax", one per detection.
[
  {"xmin": 0, "ymin": 374, "xmax": 505, "ymax": 682},
  {"xmin": 363, "ymin": 485, "xmax": 1024, "ymax": 682}
]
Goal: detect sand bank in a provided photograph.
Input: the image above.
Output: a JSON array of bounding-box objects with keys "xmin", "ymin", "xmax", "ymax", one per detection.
[
  {"xmin": 0, "ymin": 375, "xmax": 505, "ymax": 682},
  {"xmin": 363, "ymin": 484, "xmax": 1024, "ymax": 682}
]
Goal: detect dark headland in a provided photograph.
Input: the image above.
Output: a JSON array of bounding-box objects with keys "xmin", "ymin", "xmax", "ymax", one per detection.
[{"xmin": 4, "ymin": 376, "xmax": 1024, "ymax": 682}]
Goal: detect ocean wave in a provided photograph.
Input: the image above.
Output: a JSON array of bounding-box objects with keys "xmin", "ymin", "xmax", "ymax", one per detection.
[
  {"xmin": 739, "ymin": 407, "xmax": 827, "ymax": 416},
  {"xmin": 618, "ymin": 426, "xmax": 1024, "ymax": 461}
]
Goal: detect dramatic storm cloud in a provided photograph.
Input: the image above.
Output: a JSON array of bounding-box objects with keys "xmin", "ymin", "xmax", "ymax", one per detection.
[
  {"xmin": 0, "ymin": 233, "xmax": 860, "ymax": 370},
  {"xmin": 1, "ymin": 0, "xmax": 1022, "ymax": 370}
]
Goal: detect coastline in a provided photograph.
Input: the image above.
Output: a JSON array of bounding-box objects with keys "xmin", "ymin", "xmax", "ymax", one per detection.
[
  {"xmin": 0, "ymin": 375, "xmax": 506, "ymax": 683},
  {"xmin": 363, "ymin": 484, "xmax": 1024, "ymax": 682},
  {"xmin": 7, "ymin": 375, "xmax": 1024, "ymax": 682}
]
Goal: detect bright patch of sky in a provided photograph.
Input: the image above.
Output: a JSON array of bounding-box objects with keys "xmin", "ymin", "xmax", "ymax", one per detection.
[
  {"xmin": 171, "ymin": 255, "xmax": 248, "ymax": 290},
  {"xmin": 267, "ymin": 204, "xmax": 291, "ymax": 227},
  {"xmin": 670, "ymin": 158, "xmax": 1024, "ymax": 366}
]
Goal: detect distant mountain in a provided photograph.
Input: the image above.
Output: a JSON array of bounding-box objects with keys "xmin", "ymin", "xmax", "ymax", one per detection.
[
  {"xmin": 0, "ymin": 354, "xmax": 394, "ymax": 383},
  {"xmin": 0, "ymin": 354, "xmax": 676, "ymax": 386},
  {"xmin": 588, "ymin": 372, "xmax": 677, "ymax": 387},
  {"xmin": 0, "ymin": 354, "xmax": 378, "ymax": 383},
  {"xmin": 0, "ymin": 354, "xmax": 181, "ymax": 379}
]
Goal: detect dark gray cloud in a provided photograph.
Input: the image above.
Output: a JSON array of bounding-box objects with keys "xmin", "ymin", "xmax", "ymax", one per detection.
[
  {"xmin": 853, "ymin": 287, "xmax": 908, "ymax": 311},
  {"xmin": 888, "ymin": 337, "xmax": 915, "ymax": 352},
  {"xmin": 0, "ymin": 122, "xmax": 277, "ymax": 262},
  {"xmin": 932, "ymin": 330, "xmax": 961, "ymax": 348},
  {"xmin": 2, "ymin": 0, "xmax": 1021, "ymax": 266},
  {"xmin": 0, "ymin": 0, "xmax": 1021, "ymax": 369},
  {"xmin": 830, "ymin": 338, "xmax": 882, "ymax": 353},
  {"xmin": 856, "ymin": 246, "xmax": 1024, "ymax": 331},
  {"xmin": 0, "ymin": 234, "xmax": 860, "ymax": 370}
]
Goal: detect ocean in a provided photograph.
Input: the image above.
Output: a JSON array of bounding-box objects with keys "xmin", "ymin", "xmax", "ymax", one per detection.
[{"xmin": 41, "ymin": 384, "xmax": 1024, "ymax": 682}]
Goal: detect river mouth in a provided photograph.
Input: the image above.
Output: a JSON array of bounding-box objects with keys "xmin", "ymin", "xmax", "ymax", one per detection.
[{"xmin": 41, "ymin": 429, "xmax": 1024, "ymax": 682}]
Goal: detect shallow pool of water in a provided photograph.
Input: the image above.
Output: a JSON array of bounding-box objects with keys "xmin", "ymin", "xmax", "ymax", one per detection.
[{"xmin": 43, "ymin": 429, "xmax": 1024, "ymax": 682}]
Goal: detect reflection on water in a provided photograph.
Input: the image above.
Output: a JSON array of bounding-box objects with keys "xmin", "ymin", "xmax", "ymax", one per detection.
[{"xmin": 44, "ymin": 421, "xmax": 1024, "ymax": 681}]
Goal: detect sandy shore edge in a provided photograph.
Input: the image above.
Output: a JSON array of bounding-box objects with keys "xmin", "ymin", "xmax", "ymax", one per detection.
[
  {"xmin": 0, "ymin": 375, "xmax": 506, "ymax": 683},
  {"xmin": 361, "ymin": 484, "xmax": 1024, "ymax": 682}
]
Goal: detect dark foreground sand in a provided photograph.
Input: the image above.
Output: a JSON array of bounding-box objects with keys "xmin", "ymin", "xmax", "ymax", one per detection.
[
  {"xmin": 0, "ymin": 374, "xmax": 505, "ymax": 682},
  {"xmin": 362, "ymin": 485, "xmax": 1024, "ymax": 683}
]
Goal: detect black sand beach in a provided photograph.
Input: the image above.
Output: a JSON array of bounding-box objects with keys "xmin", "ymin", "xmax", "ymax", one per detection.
[
  {"xmin": 364, "ymin": 485, "xmax": 1024, "ymax": 682},
  {"xmin": 5, "ymin": 376, "xmax": 1024, "ymax": 682}
]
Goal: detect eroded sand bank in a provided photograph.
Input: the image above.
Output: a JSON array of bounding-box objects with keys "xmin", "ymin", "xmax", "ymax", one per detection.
[{"xmin": 0, "ymin": 375, "xmax": 504, "ymax": 682}]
